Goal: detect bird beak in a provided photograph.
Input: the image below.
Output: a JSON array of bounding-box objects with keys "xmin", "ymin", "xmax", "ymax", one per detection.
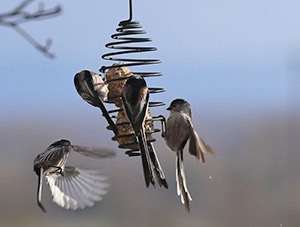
[{"xmin": 166, "ymin": 106, "xmax": 171, "ymax": 111}]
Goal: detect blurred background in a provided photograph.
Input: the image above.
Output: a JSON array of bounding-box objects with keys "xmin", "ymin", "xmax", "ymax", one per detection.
[{"xmin": 1, "ymin": 0, "xmax": 299, "ymax": 226}]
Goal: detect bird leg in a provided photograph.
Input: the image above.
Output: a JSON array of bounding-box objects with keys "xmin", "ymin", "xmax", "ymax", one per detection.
[{"xmin": 49, "ymin": 165, "xmax": 64, "ymax": 176}]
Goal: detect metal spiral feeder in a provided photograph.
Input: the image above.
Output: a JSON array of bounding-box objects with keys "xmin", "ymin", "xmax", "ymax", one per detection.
[{"xmin": 99, "ymin": 0, "xmax": 165, "ymax": 156}]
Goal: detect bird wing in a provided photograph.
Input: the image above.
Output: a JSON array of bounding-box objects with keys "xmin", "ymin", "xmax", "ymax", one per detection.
[
  {"xmin": 130, "ymin": 89, "xmax": 149, "ymax": 128},
  {"xmin": 121, "ymin": 84, "xmax": 149, "ymax": 134},
  {"xmin": 184, "ymin": 114, "xmax": 214, "ymax": 162},
  {"xmin": 71, "ymin": 145, "xmax": 116, "ymax": 159},
  {"xmin": 45, "ymin": 166, "xmax": 109, "ymax": 210},
  {"xmin": 34, "ymin": 145, "xmax": 69, "ymax": 169}
]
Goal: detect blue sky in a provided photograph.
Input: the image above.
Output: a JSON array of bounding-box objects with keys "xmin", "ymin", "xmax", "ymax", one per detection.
[{"xmin": 1, "ymin": 0, "xmax": 299, "ymax": 119}]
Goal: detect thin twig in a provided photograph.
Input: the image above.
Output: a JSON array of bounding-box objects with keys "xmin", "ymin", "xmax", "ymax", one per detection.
[
  {"xmin": 0, "ymin": 0, "xmax": 62, "ymax": 58},
  {"xmin": 13, "ymin": 25, "xmax": 55, "ymax": 58}
]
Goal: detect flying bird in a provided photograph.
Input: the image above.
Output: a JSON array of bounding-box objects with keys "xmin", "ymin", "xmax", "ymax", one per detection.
[
  {"xmin": 163, "ymin": 98, "xmax": 213, "ymax": 211},
  {"xmin": 33, "ymin": 139, "xmax": 115, "ymax": 212}
]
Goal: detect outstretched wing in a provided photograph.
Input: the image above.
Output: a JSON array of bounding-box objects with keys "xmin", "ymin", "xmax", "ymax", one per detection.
[
  {"xmin": 185, "ymin": 114, "xmax": 214, "ymax": 162},
  {"xmin": 45, "ymin": 166, "xmax": 109, "ymax": 210},
  {"xmin": 71, "ymin": 145, "xmax": 116, "ymax": 159}
]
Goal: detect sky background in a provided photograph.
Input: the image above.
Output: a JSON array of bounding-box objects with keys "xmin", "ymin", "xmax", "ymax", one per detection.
[{"xmin": 1, "ymin": 0, "xmax": 300, "ymax": 226}]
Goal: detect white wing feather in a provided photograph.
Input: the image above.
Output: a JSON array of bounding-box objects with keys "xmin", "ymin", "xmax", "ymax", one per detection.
[{"xmin": 45, "ymin": 166, "xmax": 109, "ymax": 210}]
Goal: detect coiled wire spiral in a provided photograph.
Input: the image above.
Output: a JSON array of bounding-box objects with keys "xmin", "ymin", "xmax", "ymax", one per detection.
[{"xmin": 99, "ymin": 0, "xmax": 165, "ymax": 156}]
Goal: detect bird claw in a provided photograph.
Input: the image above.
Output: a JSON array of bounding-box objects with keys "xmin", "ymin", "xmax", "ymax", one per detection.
[
  {"xmin": 49, "ymin": 166, "xmax": 64, "ymax": 176},
  {"xmin": 55, "ymin": 167, "xmax": 64, "ymax": 176}
]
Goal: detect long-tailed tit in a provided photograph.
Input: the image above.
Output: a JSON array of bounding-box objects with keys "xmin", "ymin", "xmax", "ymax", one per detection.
[
  {"xmin": 74, "ymin": 70, "xmax": 108, "ymax": 106},
  {"xmin": 163, "ymin": 98, "xmax": 213, "ymax": 211},
  {"xmin": 33, "ymin": 139, "xmax": 115, "ymax": 212},
  {"xmin": 74, "ymin": 70, "xmax": 118, "ymax": 135},
  {"xmin": 121, "ymin": 75, "xmax": 168, "ymax": 188}
]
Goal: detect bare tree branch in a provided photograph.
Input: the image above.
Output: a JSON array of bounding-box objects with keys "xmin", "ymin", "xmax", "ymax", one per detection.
[{"xmin": 0, "ymin": 0, "xmax": 62, "ymax": 59}]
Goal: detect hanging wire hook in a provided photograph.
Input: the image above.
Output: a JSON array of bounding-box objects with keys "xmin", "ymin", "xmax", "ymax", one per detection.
[{"xmin": 120, "ymin": 0, "xmax": 133, "ymax": 24}]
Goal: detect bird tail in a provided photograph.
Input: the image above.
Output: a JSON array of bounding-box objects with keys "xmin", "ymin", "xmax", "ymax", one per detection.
[
  {"xmin": 137, "ymin": 129, "xmax": 155, "ymax": 187},
  {"xmin": 148, "ymin": 142, "xmax": 168, "ymax": 188},
  {"xmin": 176, "ymin": 151, "xmax": 192, "ymax": 212},
  {"xmin": 37, "ymin": 168, "xmax": 46, "ymax": 212},
  {"xmin": 45, "ymin": 167, "xmax": 109, "ymax": 210}
]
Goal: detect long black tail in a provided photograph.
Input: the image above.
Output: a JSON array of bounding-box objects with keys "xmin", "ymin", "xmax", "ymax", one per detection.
[
  {"xmin": 37, "ymin": 168, "xmax": 46, "ymax": 212},
  {"xmin": 137, "ymin": 129, "xmax": 155, "ymax": 187},
  {"xmin": 148, "ymin": 142, "xmax": 168, "ymax": 188}
]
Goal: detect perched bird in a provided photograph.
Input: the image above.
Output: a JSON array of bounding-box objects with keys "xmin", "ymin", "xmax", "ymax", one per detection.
[
  {"xmin": 74, "ymin": 70, "xmax": 108, "ymax": 106},
  {"xmin": 74, "ymin": 70, "xmax": 118, "ymax": 135},
  {"xmin": 163, "ymin": 98, "xmax": 213, "ymax": 211},
  {"xmin": 33, "ymin": 139, "xmax": 115, "ymax": 212},
  {"xmin": 121, "ymin": 75, "xmax": 168, "ymax": 188}
]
